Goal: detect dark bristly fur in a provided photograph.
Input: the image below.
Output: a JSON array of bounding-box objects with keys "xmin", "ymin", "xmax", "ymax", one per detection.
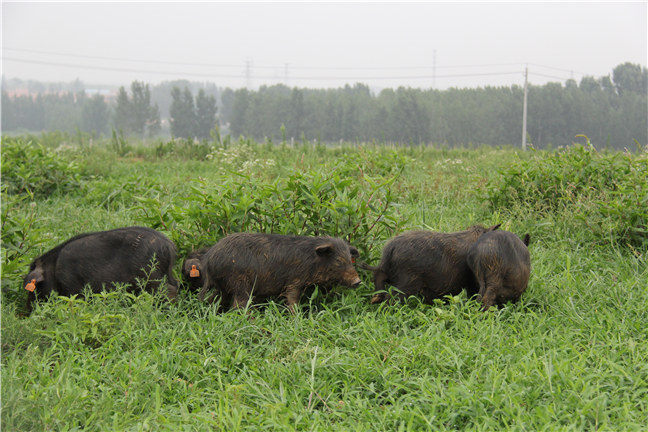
[
  {"xmin": 22, "ymin": 226, "xmax": 178, "ymax": 314},
  {"xmin": 198, "ymin": 233, "xmax": 361, "ymax": 312},
  {"xmin": 367, "ymin": 224, "xmax": 501, "ymax": 305},
  {"xmin": 467, "ymin": 230, "xmax": 531, "ymax": 310}
]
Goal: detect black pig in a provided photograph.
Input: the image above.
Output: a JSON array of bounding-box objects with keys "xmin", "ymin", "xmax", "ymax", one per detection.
[
  {"xmin": 303, "ymin": 243, "xmax": 360, "ymax": 298},
  {"xmin": 22, "ymin": 226, "xmax": 178, "ymax": 314},
  {"xmin": 467, "ymin": 230, "xmax": 531, "ymax": 310},
  {"xmin": 181, "ymin": 247, "xmax": 210, "ymax": 293},
  {"xmin": 198, "ymin": 233, "xmax": 361, "ymax": 312},
  {"xmin": 365, "ymin": 224, "xmax": 501, "ymax": 304}
]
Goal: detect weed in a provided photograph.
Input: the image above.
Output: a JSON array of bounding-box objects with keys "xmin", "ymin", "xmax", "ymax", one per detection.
[
  {"xmin": 1, "ymin": 137, "xmax": 86, "ymax": 197},
  {"xmin": 487, "ymin": 137, "xmax": 648, "ymax": 247}
]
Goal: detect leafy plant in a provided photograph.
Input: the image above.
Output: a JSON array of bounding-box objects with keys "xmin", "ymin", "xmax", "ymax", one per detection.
[
  {"xmin": 487, "ymin": 137, "xmax": 648, "ymax": 246},
  {"xmin": 0, "ymin": 187, "xmax": 48, "ymax": 304},
  {"xmin": 136, "ymin": 164, "xmax": 406, "ymax": 257},
  {"xmin": 1, "ymin": 137, "xmax": 86, "ymax": 197},
  {"xmin": 110, "ymin": 129, "xmax": 131, "ymax": 156}
]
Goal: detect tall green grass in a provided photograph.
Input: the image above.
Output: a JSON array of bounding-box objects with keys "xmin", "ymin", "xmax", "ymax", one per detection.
[{"xmin": 2, "ymin": 135, "xmax": 647, "ymax": 430}]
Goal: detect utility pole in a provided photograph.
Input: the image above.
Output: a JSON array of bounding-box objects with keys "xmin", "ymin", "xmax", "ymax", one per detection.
[
  {"xmin": 432, "ymin": 49, "xmax": 437, "ymax": 89},
  {"xmin": 521, "ymin": 65, "xmax": 528, "ymax": 150},
  {"xmin": 245, "ymin": 59, "xmax": 252, "ymax": 89}
]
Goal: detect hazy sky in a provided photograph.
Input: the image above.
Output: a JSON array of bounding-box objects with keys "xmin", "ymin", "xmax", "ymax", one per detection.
[{"xmin": 2, "ymin": 1, "xmax": 646, "ymax": 90}]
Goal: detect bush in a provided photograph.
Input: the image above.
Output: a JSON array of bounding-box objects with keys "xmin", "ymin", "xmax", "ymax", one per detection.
[
  {"xmin": 487, "ymin": 139, "xmax": 648, "ymax": 247},
  {"xmin": 135, "ymin": 163, "xmax": 406, "ymax": 257},
  {"xmin": 1, "ymin": 137, "xmax": 85, "ymax": 197},
  {"xmin": 0, "ymin": 188, "xmax": 49, "ymax": 306}
]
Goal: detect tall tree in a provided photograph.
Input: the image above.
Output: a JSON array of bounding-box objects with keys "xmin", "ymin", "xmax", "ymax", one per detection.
[
  {"xmin": 195, "ymin": 89, "xmax": 218, "ymax": 140},
  {"xmin": 287, "ymin": 88, "xmax": 304, "ymax": 139},
  {"xmin": 81, "ymin": 94, "xmax": 110, "ymax": 134},
  {"xmin": 130, "ymin": 81, "xmax": 159, "ymax": 137},
  {"xmin": 229, "ymin": 89, "xmax": 250, "ymax": 136},
  {"xmin": 113, "ymin": 86, "xmax": 132, "ymax": 133},
  {"xmin": 612, "ymin": 62, "xmax": 648, "ymax": 96},
  {"xmin": 169, "ymin": 86, "xmax": 197, "ymax": 138},
  {"xmin": 148, "ymin": 103, "xmax": 161, "ymax": 137}
]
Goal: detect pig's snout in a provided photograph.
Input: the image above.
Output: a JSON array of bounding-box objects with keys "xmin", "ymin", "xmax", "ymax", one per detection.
[{"xmin": 344, "ymin": 269, "xmax": 362, "ymax": 287}]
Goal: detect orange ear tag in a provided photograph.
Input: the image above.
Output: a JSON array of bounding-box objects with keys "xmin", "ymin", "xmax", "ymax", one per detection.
[
  {"xmin": 189, "ymin": 265, "xmax": 200, "ymax": 277},
  {"xmin": 25, "ymin": 279, "xmax": 36, "ymax": 292}
]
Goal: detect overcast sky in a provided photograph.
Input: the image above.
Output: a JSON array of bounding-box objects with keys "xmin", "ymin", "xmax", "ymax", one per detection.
[{"xmin": 2, "ymin": 1, "xmax": 646, "ymax": 90}]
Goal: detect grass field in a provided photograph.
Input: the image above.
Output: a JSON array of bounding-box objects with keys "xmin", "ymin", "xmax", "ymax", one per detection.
[{"xmin": 2, "ymin": 136, "xmax": 647, "ymax": 430}]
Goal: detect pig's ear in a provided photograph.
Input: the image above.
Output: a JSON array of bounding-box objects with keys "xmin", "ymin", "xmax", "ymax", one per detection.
[
  {"xmin": 489, "ymin": 224, "xmax": 502, "ymax": 231},
  {"xmin": 315, "ymin": 244, "xmax": 334, "ymax": 257},
  {"xmin": 349, "ymin": 246, "xmax": 359, "ymax": 258},
  {"xmin": 26, "ymin": 265, "xmax": 45, "ymax": 283},
  {"xmin": 523, "ymin": 234, "xmax": 530, "ymax": 246}
]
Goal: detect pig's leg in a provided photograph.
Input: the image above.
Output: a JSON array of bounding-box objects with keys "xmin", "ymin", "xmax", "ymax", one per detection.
[
  {"xmin": 197, "ymin": 274, "xmax": 211, "ymax": 301},
  {"xmin": 387, "ymin": 273, "xmax": 421, "ymax": 304},
  {"xmin": 144, "ymin": 267, "xmax": 176, "ymax": 301},
  {"xmin": 229, "ymin": 276, "xmax": 254, "ymax": 310},
  {"xmin": 231, "ymin": 292, "xmax": 252, "ymax": 310},
  {"xmin": 479, "ymin": 277, "xmax": 499, "ymax": 311},
  {"xmin": 165, "ymin": 266, "xmax": 179, "ymax": 301},
  {"xmin": 283, "ymin": 282, "xmax": 302, "ymax": 314},
  {"xmin": 370, "ymin": 269, "xmax": 389, "ymax": 304},
  {"xmin": 205, "ymin": 290, "xmax": 219, "ymax": 304},
  {"xmin": 205, "ymin": 283, "xmax": 230, "ymax": 308},
  {"xmin": 480, "ymin": 288, "xmax": 497, "ymax": 311},
  {"xmin": 166, "ymin": 283, "xmax": 178, "ymax": 301}
]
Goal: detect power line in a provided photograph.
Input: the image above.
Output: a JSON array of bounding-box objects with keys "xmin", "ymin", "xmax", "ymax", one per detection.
[
  {"xmin": 3, "ymin": 57, "xmax": 523, "ymax": 81},
  {"xmin": 529, "ymin": 62, "xmax": 587, "ymax": 76},
  {"xmin": 529, "ymin": 71, "xmax": 573, "ymax": 81},
  {"xmin": 3, "ymin": 46, "xmax": 524, "ymax": 72},
  {"xmin": 2, "ymin": 57, "xmax": 244, "ymax": 79},
  {"xmin": 2, "ymin": 47, "xmax": 247, "ymax": 69},
  {"xmin": 3, "ymin": 47, "xmax": 597, "ymax": 79},
  {"xmin": 263, "ymin": 62, "xmax": 524, "ymax": 71}
]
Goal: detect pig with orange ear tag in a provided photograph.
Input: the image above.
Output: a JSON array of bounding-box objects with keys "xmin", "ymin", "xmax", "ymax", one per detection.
[
  {"xmin": 181, "ymin": 247, "xmax": 210, "ymax": 293},
  {"xmin": 198, "ymin": 233, "xmax": 361, "ymax": 313},
  {"xmin": 22, "ymin": 226, "xmax": 178, "ymax": 315}
]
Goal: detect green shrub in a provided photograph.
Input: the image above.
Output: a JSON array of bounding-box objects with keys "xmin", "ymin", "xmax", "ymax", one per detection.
[
  {"xmin": 136, "ymin": 164, "xmax": 406, "ymax": 256},
  {"xmin": 1, "ymin": 137, "xmax": 85, "ymax": 197},
  {"xmin": 487, "ymin": 139, "xmax": 648, "ymax": 247},
  {"xmin": 0, "ymin": 188, "xmax": 49, "ymax": 306}
]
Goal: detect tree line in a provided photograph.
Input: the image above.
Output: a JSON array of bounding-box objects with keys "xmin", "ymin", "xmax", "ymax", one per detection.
[
  {"xmin": 1, "ymin": 81, "xmax": 219, "ymax": 140},
  {"xmin": 1, "ymin": 62, "xmax": 646, "ymax": 149}
]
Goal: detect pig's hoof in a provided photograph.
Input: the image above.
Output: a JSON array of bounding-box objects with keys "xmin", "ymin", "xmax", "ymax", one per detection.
[{"xmin": 370, "ymin": 294, "xmax": 385, "ymax": 304}]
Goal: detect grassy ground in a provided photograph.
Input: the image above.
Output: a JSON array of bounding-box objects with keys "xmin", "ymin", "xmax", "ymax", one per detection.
[{"xmin": 2, "ymin": 138, "xmax": 647, "ymax": 430}]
